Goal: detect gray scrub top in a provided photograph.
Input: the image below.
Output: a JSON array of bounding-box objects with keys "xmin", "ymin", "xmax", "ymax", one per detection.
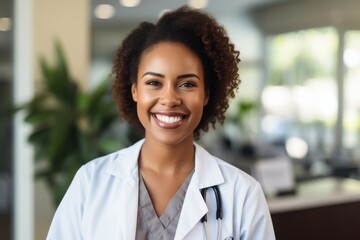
[{"xmin": 135, "ymin": 170, "xmax": 194, "ymax": 240}]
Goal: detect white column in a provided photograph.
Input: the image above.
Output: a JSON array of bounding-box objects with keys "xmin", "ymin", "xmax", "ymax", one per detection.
[
  {"xmin": 13, "ymin": 0, "xmax": 34, "ymax": 239},
  {"xmin": 334, "ymin": 28, "xmax": 345, "ymax": 164}
]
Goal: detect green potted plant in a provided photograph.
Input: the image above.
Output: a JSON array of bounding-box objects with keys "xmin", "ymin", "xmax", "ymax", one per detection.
[
  {"xmin": 18, "ymin": 42, "xmax": 131, "ymax": 206},
  {"xmin": 224, "ymin": 100, "xmax": 258, "ymax": 157}
]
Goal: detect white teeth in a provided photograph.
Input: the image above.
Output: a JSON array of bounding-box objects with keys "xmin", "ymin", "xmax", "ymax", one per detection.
[{"xmin": 155, "ymin": 114, "xmax": 182, "ymax": 124}]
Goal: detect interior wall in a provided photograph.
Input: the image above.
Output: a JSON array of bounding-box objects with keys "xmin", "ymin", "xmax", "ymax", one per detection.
[
  {"xmin": 32, "ymin": 1, "xmax": 90, "ymax": 239},
  {"xmin": 33, "ymin": 0, "xmax": 90, "ymax": 89}
]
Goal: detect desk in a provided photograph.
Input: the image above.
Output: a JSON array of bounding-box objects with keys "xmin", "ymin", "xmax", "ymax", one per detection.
[{"xmin": 267, "ymin": 177, "xmax": 360, "ymax": 240}]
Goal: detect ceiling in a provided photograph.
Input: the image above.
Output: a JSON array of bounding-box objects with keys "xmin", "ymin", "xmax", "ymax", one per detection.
[{"xmin": 91, "ymin": 0, "xmax": 282, "ymax": 27}]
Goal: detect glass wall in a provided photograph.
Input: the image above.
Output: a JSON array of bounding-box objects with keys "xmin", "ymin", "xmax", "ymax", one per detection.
[
  {"xmin": 262, "ymin": 27, "xmax": 360, "ymax": 178},
  {"xmin": 262, "ymin": 27, "xmax": 339, "ymax": 177}
]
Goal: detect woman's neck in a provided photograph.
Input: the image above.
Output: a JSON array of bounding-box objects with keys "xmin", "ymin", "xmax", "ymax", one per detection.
[{"xmin": 139, "ymin": 138, "xmax": 195, "ymax": 176}]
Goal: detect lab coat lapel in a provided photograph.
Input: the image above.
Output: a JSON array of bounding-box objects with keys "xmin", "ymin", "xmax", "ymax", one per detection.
[
  {"xmin": 108, "ymin": 140, "xmax": 144, "ymax": 239},
  {"xmin": 174, "ymin": 181, "xmax": 208, "ymax": 240},
  {"xmin": 174, "ymin": 143, "xmax": 224, "ymax": 240},
  {"xmin": 117, "ymin": 175, "xmax": 138, "ymax": 239}
]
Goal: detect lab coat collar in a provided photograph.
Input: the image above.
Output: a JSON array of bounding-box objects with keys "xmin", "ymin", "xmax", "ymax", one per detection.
[
  {"xmin": 107, "ymin": 139, "xmax": 225, "ymax": 239},
  {"xmin": 193, "ymin": 141, "xmax": 225, "ymax": 188},
  {"xmin": 106, "ymin": 140, "xmax": 144, "ymax": 239},
  {"xmin": 175, "ymin": 142, "xmax": 225, "ymax": 240},
  {"xmin": 108, "ymin": 139, "xmax": 225, "ymax": 188},
  {"xmin": 107, "ymin": 139, "xmax": 144, "ymax": 183}
]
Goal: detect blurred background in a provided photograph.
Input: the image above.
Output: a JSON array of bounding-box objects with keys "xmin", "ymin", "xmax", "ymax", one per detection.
[{"xmin": 1, "ymin": 0, "xmax": 360, "ymax": 239}]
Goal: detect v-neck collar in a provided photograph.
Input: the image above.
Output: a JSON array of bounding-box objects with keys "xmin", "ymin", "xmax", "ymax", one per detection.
[{"xmin": 138, "ymin": 170, "xmax": 194, "ymax": 237}]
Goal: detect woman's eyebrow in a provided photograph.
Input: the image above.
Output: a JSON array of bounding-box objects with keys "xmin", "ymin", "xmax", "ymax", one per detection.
[
  {"xmin": 142, "ymin": 72, "xmax": 164, "ymax": 78},
  {"xmin": 142, "ymin": 72, "xmax": 200, "ymax": 80},
  {"xmin": 177, "ymin": 74, "xmax": 200, "ymax": 80}
]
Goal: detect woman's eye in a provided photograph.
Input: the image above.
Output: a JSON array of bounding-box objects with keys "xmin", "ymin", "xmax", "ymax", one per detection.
[
  {"xmin": 180, "ymin": 81, "xmax": 196, "ymax": 88},
  {"xmin": 145, "ymin": 80, "xmax": 161, "ymax": 86}
]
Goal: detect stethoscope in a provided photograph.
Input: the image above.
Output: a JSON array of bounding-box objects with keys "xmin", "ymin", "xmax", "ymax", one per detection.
[{"xmin": 201, "ymin": 185, "xmax": 224, "ymax": 240}]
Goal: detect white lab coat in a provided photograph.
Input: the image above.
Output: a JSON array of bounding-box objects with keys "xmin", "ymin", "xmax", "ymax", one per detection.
[{"xmin": 47, "ymin": 139, "xmax": 275, "ymax": 240}]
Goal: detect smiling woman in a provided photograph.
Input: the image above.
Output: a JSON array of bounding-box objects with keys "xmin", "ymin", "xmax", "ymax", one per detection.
[
  {"xmin": 47, "ymin": 6, "xmax": 275, "ymax": 240},
  {"xmin": 132, "ymin": 42, "xmax": 208, "ymax": 147}
]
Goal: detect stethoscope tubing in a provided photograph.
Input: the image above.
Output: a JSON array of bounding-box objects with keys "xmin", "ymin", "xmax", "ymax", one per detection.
[{"xmin": 200, "ymin": 185, "xmax": 223, "ymax": 240}]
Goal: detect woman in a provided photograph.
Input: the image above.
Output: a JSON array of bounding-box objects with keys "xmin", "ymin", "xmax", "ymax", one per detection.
[{"xmin": 47, "ymin": 6, "xmax": 275, "ymax": 240}]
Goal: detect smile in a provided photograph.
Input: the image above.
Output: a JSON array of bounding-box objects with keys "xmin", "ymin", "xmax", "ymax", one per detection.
[{"xmin": 155, "ymin": 114, "xmax": 185, "ymax": 124}]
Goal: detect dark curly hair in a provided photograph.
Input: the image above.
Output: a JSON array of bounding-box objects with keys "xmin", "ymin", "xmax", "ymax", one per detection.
[{"xmin": 112, "ymin": 6, "xmax": 240, "ymax": 138}]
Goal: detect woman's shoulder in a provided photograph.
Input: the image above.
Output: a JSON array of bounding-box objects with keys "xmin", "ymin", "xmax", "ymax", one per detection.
[
  {"xmin": 79, "ymin": 139, "xmax": 144, "ymax": 178},
  {"xmin": 214, "ymin": 156, "xmax": 264, "ymax": 202},
  {"xmin": 216, "ymin": 156, "xmax": 258, "ymax": 184},
  {"xmin": 195, "ymin": 143, "xmax": 259, "ymax": 188}
]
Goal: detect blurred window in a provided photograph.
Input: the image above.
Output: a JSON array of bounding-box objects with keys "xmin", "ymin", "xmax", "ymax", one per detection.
[
  {"xmin": 262, "ymin": 27, "xmax": 338, "ymax": 162},
  {"xmin": 344, "ymin": 31, "xmax": 360, "ymax": 160}
]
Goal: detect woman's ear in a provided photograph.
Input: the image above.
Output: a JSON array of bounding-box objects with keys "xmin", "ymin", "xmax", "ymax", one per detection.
[
  {"xmin": 204, "ymin": 87, "xmax": 210, "ymax": 106},
  {"xmin": 131, "ymin": 84, "xmax": 138, "ymax": 102}
]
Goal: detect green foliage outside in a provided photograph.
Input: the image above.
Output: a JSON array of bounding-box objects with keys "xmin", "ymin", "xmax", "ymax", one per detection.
[{"xmin": 268, "ymin": 27, "xmax": 337, "ymax": 86}]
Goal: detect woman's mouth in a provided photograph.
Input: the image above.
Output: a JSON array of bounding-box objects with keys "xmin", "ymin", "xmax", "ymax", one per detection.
[
  {"xmin": 155, "ymin": 114, "xmax": 185, "ymax": 124},
  {"xmin": 151, "ymin": 113, "xmax": 188, "ymax": 129}
]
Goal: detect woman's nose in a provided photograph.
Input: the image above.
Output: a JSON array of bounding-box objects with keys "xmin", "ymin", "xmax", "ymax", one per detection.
[{"xmin": 159, "ymin": 87, "xmax": 181, "ymax": 107}]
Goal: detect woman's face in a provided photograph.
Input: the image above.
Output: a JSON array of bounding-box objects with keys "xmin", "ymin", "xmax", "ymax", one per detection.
[{"xmin": 132, "ymin": 42, "xmax": 209, "ymax": 146}]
